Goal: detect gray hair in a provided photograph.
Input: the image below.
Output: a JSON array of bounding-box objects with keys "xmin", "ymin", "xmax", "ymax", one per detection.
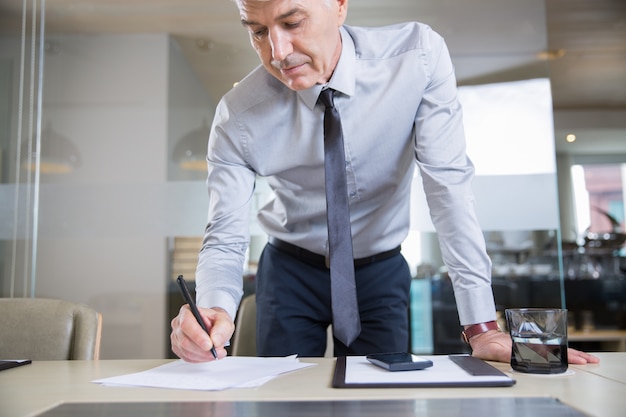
[{"xmin": 232, "ymin": 0, "xmax": 334, "ymax": 6}]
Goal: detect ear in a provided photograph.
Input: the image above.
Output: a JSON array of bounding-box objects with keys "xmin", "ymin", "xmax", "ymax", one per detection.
[{"xmin": 336, "ymin": 0, "xmax": 349, "ymax": 26}]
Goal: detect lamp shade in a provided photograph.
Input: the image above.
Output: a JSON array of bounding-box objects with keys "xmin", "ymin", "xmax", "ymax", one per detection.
[
  {"xmin": 23, "ymin": 124, "xmax": 81, "ymax": 174},
  {"xmin": 172, "ymin": 120, "xmax": 210, "ymax": 171}
]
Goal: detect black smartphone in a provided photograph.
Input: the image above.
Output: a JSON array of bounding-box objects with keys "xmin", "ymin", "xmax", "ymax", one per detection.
[
  {"xmin": 0, "ymin": 360, "xmax": 31, "ymax": 372},
  {"xmin": 366, "ymin": 352, "xmax": 433, "ymax": 372}
]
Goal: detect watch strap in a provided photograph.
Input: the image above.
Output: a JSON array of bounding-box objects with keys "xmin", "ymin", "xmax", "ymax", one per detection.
[{"xmin": 461, "ymin": 320, "xmax": 499, "ymax": 344}]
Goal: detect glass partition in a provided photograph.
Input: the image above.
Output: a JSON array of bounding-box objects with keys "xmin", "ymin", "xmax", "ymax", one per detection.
[{"xmin": 0, "ymin": 0, "xmax": 46, "ymax": 299}]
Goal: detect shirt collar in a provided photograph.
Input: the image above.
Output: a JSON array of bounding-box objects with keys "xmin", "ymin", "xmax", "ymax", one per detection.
[{"xmin": 299, "ymin": 26, "xmax": 356, "ymax": 109}]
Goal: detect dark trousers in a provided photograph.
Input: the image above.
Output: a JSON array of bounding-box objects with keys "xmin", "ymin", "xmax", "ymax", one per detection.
[{"xmin": 255, "ymin": 242, "xmax": 411, "ymax": 357}]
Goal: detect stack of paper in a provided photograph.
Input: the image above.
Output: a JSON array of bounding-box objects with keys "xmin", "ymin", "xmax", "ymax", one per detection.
[{"xmin": 93, "ymin": 356, "xmax": 315, "ymax": 391}]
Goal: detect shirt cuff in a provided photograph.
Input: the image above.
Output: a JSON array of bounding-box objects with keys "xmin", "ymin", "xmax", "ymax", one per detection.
[
  {"xmin": 454, "ymin": 285, "xmax": 497, "ymax": 326},
  {"xmin": 196, "ymin": 290, "xmax": 239, "ymax": 322}
]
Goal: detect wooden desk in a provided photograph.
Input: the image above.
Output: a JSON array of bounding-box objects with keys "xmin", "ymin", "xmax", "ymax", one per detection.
[{"xmin": 1, "ymin": 353, "xmax": 623, "ymax": 417}]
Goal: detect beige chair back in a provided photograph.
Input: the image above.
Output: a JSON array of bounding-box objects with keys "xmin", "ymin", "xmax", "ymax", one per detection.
[
  {"xmin": 231, "ymin": 294, "xmax": 257, "ymax": 356},
  {"xmin": 229, "ymin": 294, "xmax": 334, "ymax": 357},
  {"xmin": 0, "ymin": 298, "xmax": 102, "ymax": 360}
]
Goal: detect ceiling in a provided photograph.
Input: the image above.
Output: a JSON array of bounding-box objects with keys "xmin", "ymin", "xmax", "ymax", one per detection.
[{"xmin": 1, "ymin": 0, "xmax": 625, "ymax": 156}]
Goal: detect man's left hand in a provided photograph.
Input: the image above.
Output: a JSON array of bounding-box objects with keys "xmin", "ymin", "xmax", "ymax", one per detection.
[{"xmin": 469, "ymin": 330, "xmax": 601, "ymax": 365}]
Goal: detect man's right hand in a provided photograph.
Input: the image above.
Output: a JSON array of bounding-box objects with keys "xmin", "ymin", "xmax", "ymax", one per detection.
[{"xmin": 170, "ymin": 304, "xmax": 235, "ymax": 362}]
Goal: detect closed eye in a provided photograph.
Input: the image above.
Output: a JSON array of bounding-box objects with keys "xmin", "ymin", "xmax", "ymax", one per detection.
[
  {"xmin": 253, "ymin": 27, "xmax": 268, "ymax": 39},
  {"xmin": 284, "ymin": 20, "xmax": 303, "ymax": 30}
]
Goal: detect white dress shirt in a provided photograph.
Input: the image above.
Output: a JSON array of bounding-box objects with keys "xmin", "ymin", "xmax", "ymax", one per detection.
[{"xmin": 196, "ymin": 22, "xmax": 495, "ymax": 326}]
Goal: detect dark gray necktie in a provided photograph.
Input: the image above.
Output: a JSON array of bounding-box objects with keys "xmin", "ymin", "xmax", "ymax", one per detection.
[{"xmin": 319, "ymin": 88, "xmax": 361, "ymax": 347}]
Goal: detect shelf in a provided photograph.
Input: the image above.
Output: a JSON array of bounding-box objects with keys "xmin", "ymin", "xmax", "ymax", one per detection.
[{"xmin": 569, "ymin": 330, "xmax": 626, "ymax": 352}]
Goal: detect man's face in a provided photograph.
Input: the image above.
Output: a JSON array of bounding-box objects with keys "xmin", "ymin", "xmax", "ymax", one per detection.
[{"xmin": 238, "ymin": 0, "xmax": 348, "ymax": 91}]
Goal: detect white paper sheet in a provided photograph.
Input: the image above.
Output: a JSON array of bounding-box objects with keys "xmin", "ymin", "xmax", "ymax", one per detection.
[{"xmin": 93, "ymin": 356, "xmax": 315, "ymax": 391}]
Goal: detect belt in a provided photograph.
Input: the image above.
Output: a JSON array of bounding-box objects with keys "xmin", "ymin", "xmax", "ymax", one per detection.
[{"xmin": 268, "ymin": 237, "xmax": 401, "ymax": 269}]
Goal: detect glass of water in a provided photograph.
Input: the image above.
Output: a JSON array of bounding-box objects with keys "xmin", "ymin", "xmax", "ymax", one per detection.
[{"xmin": 505, "ymin": 308, "xmax": 569, "ymax": 374}]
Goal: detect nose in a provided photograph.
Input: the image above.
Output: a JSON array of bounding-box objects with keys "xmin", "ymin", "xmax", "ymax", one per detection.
[{"xmin": 269, "ymin": 29, "xmax": 292, "ymax": 62}]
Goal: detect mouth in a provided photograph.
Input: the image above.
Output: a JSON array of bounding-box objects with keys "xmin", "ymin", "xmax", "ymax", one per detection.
[
  {"xmin": 281, "ymin": 63, "xmax": 305, "ymax": 76},
  {"xmin": 272, "ymin": 56, "xmax": 307, "ymax": 77}
]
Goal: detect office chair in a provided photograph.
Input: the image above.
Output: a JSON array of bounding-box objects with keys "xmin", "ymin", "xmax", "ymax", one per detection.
[
  {"xmin": 231, "ymin": 294, "xmax": 257, "ymax": 356},
  {"xmin": 229, "ymin": 294, "xmax": 334, "ymax": 357},
  {"xmin": 0, "ymin": 298, "xmax": 102, "ymax": 360}
]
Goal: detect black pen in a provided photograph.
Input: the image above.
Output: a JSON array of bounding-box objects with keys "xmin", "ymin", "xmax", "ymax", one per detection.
[{"xmin": 176, "ymin": 275, "xmax": 219, "ymax": 360}]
